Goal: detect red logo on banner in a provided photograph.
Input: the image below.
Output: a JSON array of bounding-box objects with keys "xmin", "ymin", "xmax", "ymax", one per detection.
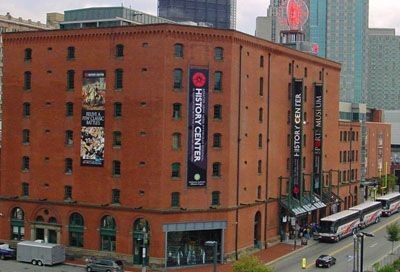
[
  {"xmin": 314, "ymin": 140, "xmax": 321, "ymax": 148},
  {"xmin": 192, "ymin": 72, "xmax": 206, "ymax": 88}
]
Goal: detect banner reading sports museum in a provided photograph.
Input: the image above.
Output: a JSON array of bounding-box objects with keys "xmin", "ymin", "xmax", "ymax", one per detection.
[
  {"xmin": 81, "ymin": 71, "xmax": 106, "ymax": 167},
  {"xmin": 187, "ymin": 68, "xmax": 209, "ymax": 187}
]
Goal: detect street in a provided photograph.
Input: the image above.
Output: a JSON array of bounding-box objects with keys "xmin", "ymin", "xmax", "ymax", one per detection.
[
  {"xmin": 271, "ymin": 212, "xmax": 400, "ymax": 272},
  {"xmin": 0, "ymin": 261, "xmax": 84, "ymax": 272}
]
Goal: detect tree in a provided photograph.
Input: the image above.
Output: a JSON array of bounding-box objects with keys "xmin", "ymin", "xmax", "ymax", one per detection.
[
  {"xmin": 386, "ymin": 222, "xmax": 400, "ymax": 254},
  {"xmin": 233, "ymin": 255, "xmax": 274, "ymax": 272}
]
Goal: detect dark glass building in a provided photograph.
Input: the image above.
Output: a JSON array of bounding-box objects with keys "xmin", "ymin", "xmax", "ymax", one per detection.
[{"xmin": 158, "ymin": 0, "xmax": 236, "ymax": 29}]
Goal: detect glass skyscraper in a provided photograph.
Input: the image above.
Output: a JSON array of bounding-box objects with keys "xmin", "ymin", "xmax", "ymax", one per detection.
[
  {"xmin": 158, "ymin": 0, "xmax": 237, "ymax": 29},
  {"xmin": 306, "ymin": 0, "xmax": 369, "ymax": 104}
]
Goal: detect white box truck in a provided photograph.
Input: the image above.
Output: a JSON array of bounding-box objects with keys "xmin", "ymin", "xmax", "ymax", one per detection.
[{"xmin": 17, "ymin": 240, "xmax": 65, "ymax": 266}]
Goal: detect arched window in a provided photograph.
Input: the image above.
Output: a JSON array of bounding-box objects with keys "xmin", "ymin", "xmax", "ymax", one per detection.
[
  {"xmin": 48, "ymin": 217, "xmax": 57, "ymax": 224},
  {"xmin": 11, "ymin": 207, "xmax": 25, "ymax": 240},
  {"xmin": 100, "ymin": 215, "xmax": 116, "ymax": 251},
  {"xmin": 69, "ymin": 213, "xmax": 84, "ymax": 247}
]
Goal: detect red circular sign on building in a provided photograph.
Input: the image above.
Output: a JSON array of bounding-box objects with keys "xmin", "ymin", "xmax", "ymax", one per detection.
[{"xmin": 192, "ymin": 72, "xmax": 206, "ymax": 88}]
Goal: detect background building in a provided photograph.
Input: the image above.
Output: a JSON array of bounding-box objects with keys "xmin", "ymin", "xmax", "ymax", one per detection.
[
  {"xmin": 157, "ymin": 0, "xmax": 237, "ymax": 29},
  {"xmin": 367, "ymin": 28, "xmax": 400, "ymax": 110},
  {"xmin": 0, "ymin": 23, "xmax": 343, "ymax": 267},
  {"xmin": 61, "ymin": 6, "xmax": 175, "ymax": 29}
]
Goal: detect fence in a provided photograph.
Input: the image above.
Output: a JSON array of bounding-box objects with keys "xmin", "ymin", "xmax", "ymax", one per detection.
[{"xmin": 366, "ymin": 245, "xmax": 400, "ymax": 272}]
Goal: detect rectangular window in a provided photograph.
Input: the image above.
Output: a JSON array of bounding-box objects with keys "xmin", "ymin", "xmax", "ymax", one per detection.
[
  {"xmin": 171, "ymin": 192, "xmax": 180, "ymax": 207},
  {"xmin": 214, "ymin": 47, "xmax": 223, "ymax": 61},
  {"xmin": 65, "ymin": 130, "xmax": 73, "ymax": 145},
  {"xmin": 22, "ymin": 183, "xmax": 29, "ymax": 197},
  {"xmin": 172, "ymin": 103, "xmax": 181, "ymax": 119},
  {"xmin": 172, "ymin": 133, "xmax": 181, "ymax": 150},
  {"xmin": 22, "ymin": 129, "xmax": 30, "ymax": 144},
  {"xmin": 23, "ymin": 103, "xmax": 30, "ymax": 117},
  {"xmin": 173, "ymin": 69, "xmax": 183, "ymax": 89},
  {"xmin": 24, "ymin": 48, "xmax": 32, "ymax": 61},
  {"xmin": 113, "ymin": 161, "xmax": 121, "ymax": 176},
  {"xmin": 260, "ymin": 55, "xmax": 264, "ymax": 67},
  {"xmin": 115, "ymin": 69, "xmax": 123, "ymax": 89},
  {"xmin": 67, "ymin": 70, "xmax": 75, "ymax": 90},
  {"xmin": 174, "ymin": 44, "xmax": 183, "ymax": 58},
  {"xmin": 64, "ymin": 186, "xmax": 72, "ymax": 200},
  {"xmin": 65, "ymin": 158, "xmax": 73, "ymax": 173},
  {"xmin": 259, "ymin": 77, "xmax": 264, "ymax": 96},
  {"xmin": 214, "ymin": 104, "xmax": 222, "ymax": 120},
  {"xmin": 212, "ymin": 191, "xmax": 220, "ymax": 206},
  {"xmin": 67, "ymin": 46, "xmax": 75, "ymax": 59},
  {"xmin": 66, "ymin": 102, "xmax": 74, "ymax": 116},
  {"xmin": 116, "ymin": 44, "xmax": 124, "ymax": 57},
  {"xmin": 112, "ymin": 189, "xmax": 120, "ymax": 204},
  {"xmin": 22, "ymin": 156, "xmax": 29, "ymax": 171},
  {"xmin": 171, "ymin": 163, "xmax": 180, "ymax": 178},
  {"xmin": 214, "ymin": 71, "xmax": 222, "ymax": 91},
  {"xmin": 113, "ymin": 131, "xmax": 122, "ymax": 147},
  {"xmin": 24, "ymin": 71, "xmax": 31, "ymax": 90},
  {"xmin": 114, "ymin": 102, "xmax": 122, "ymax": 117},
  {"xmin": 212, "ymin": 162, "xmax": 221, "ymax": 177}
]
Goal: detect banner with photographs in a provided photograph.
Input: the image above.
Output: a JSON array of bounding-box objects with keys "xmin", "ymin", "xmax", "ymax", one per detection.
[
  {"xmin": 187, "ymin": 68, "xmax": 209, "ymax": 187},
  {"xmin": 291, "ymin": 79, "xmax": 303, "ymax": 199},
  {"xmin": 313, "ymin": 84, "xmax": 323, "ymax": 194},
  {"xmin": 81, "ymin": 71, "xmax": 106, "ymax": 167}
]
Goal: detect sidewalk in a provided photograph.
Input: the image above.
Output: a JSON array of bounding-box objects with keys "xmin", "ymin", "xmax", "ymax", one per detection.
[{"xmin": 66, "ymin": 238, "xmax": 317, "ymax": 272}]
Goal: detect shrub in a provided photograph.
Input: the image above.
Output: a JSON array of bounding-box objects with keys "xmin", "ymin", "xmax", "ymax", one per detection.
[{"xmin": 232, "ymin": 255, "xmax": 274, "ymax": 272}]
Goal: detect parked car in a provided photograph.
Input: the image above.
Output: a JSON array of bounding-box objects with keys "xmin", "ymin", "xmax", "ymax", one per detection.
[
  {"xmin": 86, "ymin": 259, "xmax": 124, "ymax": 272},
  {"xmin": 0, "ymin": 243, "xmax": 16, "ymax": 260},
  {"xmin": 315, "ymin": 255, "xmax": 336, "ymax": 268}
]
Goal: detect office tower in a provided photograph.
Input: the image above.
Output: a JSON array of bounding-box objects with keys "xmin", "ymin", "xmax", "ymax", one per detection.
[
  {"xmin": 307, "ymin": 0, "xmax": 369, "ymax": 104},
  {"xmin": 367, "ymin": 28, "xmax": 400, "ymax": 110},
  {"xmin": 158, "ymin": 0, "xmax": 237, "ymax": 29}
]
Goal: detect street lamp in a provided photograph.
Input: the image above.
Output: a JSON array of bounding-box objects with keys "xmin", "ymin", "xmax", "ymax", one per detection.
[
  {"xmin": 353, "ymin": 231, "xmax": 374, "ymax": 272},
  {"xmin": 205, "ymin": 240, "xmax": 218, "ymax": 272},
  {"xmin": 136, "ymin": 227, "xmax": 148, "ymax": 272}
]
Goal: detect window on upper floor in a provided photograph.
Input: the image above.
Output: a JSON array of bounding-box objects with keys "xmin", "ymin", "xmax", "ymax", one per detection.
[
  {"xmin": 67, "ymin": 46, "xmax": 75, "ymax": 60},
  {"xmin": 172, "ymin": 103, "xmax": 182, "ymax": 119},
  {"xmin": 259, "ymin": 108, "xmax": 263, "ymax": 122},
  {"xmin": 212, "ymin": 162, "xmax": 221, "ymax": 177},
  {"xmin": 171, "ymin": 162, "xmax": 181, "ymax": 178},
  {"xmin": 22, "ymin": 129, "xmax": 30, "ymax": 144},
  {"xmin": 64, "ymin": 185, "xmax": 72, "ymax": 200},
  {"xmin": 65, "ymin": 130, "xmax": 73, "ymax": 145},
  {"xmin": 113, "ymin": 160, "xmax": 121, "ymax": 176},
  {"xmin": 22, "ymin": 182, "xmax": 29, "ymax": 197},
  {"xmin": 22, "ymin": 156, "xmax": 29, "ymax": 171},
  {"xmin": 260, "ymin": 55, "xmax": 264, "ymax": 68},
  {"xmin": 65, "ymin": 158, "xmax": 73, "ymax": 174},
  {"xmin": 173, "ymin": 69, "xmax": 183, "ymax": 89},
  {"xmin": 259, "ymin": 77, "xmax": 264, "ymax": 96},
  {"xmin": 112, "ymin": 189, "xmax": 120, "ymax": 204},
  {"xmin": 213, "ymin": 133, "xmax": 222, "ymax": 148},
  {"xmin": 172, "ymin": 133, "xmax": 182, "ymax": 150},
  {"xmin": 114, "ymin": 102, "xmax": 122, "ymax": 117},
  {"xmin": 66, "ymin": 102, "xmax": 74, "ymax": 116},
  {"xmin": 214, "ymin": 47, "xmax": 223, "ymax": 61},
  {"xmin": 258, "ymin": 134, "xmax": 263, "ymax": 148},
  {"xmin": 174, "ymin": 43, "xmax": 183, "ymax": 58},
  {"xmin": 23, "ymin": 102, "xmax": 30, "ymax": 117},
  {"xmin": 115, "ymin": 69, "xmax": 123, "ymax": 89},
  {"xmin": 24, "ymin": 71, "xmax": 31, "ymax": 90},
  {"xmin": 171, "ymin": 192, "xmax": 180, "ymax": 207},
  {"xmin": 67, "ymin": 70, "xmax": 75, "ymax": 90},
  {"xmin": 24, "ymin": 48, "xmax": 32, "ymax": 61},
  {"xmin": 214, "ymin": 71, "xmax": 222, "ymax": 91},
  {"xmin": 258, "ymin": 160, "xmax": 262, "ymax": 174},
  {"xmin": 115, "ymin": 44, "xmax": 124, "ymax": 57},
  {"xmin": 212, "ymin": 191, "xmax": 220, "ymax": 206},
  {"xmin": 113, "ymin": 131, "xmax": 122, "ymax": 147},
  {"xmin": 214, "ymin": 104, "xmax": 222, "ymax": 120}
]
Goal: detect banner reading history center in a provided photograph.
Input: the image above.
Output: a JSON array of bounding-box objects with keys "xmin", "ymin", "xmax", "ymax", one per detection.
[
  {"xmin": 291, "ymin": 79, "xmax": 303, "ymax": 199},
  {"xmin": 80, "ymin": 71, "xmax": 106, "ymax": 167},
  {"xmin": 313, "ymin": 84, "xmax": 323, "ymax": 194},
  {"xmin": 187, "ymin": 68, "xmax": 209, "ymax": 187}
]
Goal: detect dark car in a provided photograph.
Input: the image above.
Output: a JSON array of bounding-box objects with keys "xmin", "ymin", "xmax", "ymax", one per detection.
[
  {"xmin": 315, "ymin": 255, "xmax": 336, "ymax": 268},
  {"xmin": 0, "ymin": 243, "xmax": 16, "ymax": 260},
  {"xmin": 86, "ymin": 259, "xmax": 124, "ymax": 272}
]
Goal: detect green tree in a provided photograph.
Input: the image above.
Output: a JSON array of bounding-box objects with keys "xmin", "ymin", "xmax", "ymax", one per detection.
[
  {"xmin": 233, "ymin": 255, "xmax": 274, "ymax": 272},
  {"xmin": 386, "ymin": 222, "xmax": 400, "ymax": 254}
]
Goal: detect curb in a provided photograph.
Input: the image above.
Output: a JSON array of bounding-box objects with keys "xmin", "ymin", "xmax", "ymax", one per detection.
[
  {"xmin": 266, "ymin": 240, "xmax": 319, "ymax": 266},
  {"xmin": 64, "ymin": 261, "xmax": 137, "ymax": 272}
]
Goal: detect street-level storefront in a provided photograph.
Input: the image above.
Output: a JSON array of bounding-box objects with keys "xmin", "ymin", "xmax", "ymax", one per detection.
[{"xmin": 163, "ymin": 221, "xmax": 226, "ymax": 268}]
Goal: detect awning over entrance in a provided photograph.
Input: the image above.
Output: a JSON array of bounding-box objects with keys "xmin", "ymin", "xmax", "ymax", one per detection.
[
  {"xmin": 321, "ymin": 190, "xmax": 343, "ymax": 205},
  {"xmin": 279, "ymin": 193, "xmax": 326, "ymax": 217}
]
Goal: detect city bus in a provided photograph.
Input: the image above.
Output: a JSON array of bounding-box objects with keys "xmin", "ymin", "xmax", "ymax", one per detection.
[
  {"xmin": 349, "ymin": 201, "xmax": 382, "ymax": 228},
  {"xmin": 376, "ymin": 192, "xmax": 400, "ymax": 216},
  {"xmin": 318, "ymin": 210, "xmax": 360, "ymax": 242}
]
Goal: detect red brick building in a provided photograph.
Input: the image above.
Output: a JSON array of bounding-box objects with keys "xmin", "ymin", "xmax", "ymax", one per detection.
[{"xmin": 0, "ymin": 24, "xmax": 344, "ymax": 268}]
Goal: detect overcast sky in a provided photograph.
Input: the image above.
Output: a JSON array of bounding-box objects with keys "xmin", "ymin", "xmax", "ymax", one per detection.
[{"xmin": 1, "ymin": 0, "xmax": 399, "ymax": 35}]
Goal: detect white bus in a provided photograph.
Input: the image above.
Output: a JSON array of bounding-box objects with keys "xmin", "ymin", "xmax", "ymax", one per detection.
[
  {"xmin": 318, "ymin": 210, "xmax": 360, "ymax": 242},
  {"xmin": 376, "ymin": 192, "xmax": 400, "ymax": 216},
  {"xmin": 349, "ymin": 201, "xmax": 382, "ymax": 228}
]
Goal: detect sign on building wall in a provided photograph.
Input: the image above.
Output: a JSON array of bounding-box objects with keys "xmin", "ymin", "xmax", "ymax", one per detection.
[
  {"xmin": 291, "ymin": 79, "xmax": 303, "ymax": 198},
  {"xmin": 80, "ymin": 71, "xmax": 106, "ymax": 167},
  {"xmin": 187, "ymin": 68, "xmax": 209, "ymax": 187},
  {"xmin": 313, "ymin": 84, "xmax": 323, "ymax": 194}
]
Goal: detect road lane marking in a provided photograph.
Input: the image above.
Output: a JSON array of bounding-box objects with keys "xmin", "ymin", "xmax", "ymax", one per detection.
[
  {"xmin": 305, "ymin": 216, "xmax": 400, "ymax": 269},
  {"xmin": 370, "ymin": 243, "xmax": 378, "ymax": 248}
]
